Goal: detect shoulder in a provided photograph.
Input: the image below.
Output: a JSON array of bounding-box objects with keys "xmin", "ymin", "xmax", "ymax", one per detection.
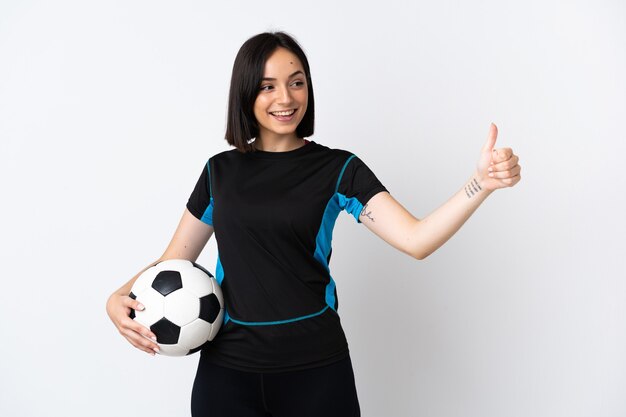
[
  {"xmin": 309, "ymin": 141, "xmax": 355, "ymax": 162},
  {"xmin": 208, "ymin": 148, "xmax": 242, "ymax": 164}
]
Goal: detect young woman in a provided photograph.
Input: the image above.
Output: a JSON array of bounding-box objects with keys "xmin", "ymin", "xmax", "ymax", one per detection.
[{"xmin": 106, "ymin": 31, "xmax": 521, "ymax": 417}]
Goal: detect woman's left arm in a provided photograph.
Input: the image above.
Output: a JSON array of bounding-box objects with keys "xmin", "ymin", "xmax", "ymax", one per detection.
[{"xmin": 360, "ymin": 123, "xmax": 521, "ymax": 260}]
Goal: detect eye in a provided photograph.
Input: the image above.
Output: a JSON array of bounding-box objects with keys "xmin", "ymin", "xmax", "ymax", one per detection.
[
  {"xmin": 291, "ymin": 80, "xmax": 305, "ymax": 87},
  {"xmin": 260, "ymin": 85, "xmax": 273, "ymax": 91}
]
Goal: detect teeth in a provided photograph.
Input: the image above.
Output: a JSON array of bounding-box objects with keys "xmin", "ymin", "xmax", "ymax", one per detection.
[{"xmin": 271, "ymin": 109, "xmax": 295, "ymax": 116}]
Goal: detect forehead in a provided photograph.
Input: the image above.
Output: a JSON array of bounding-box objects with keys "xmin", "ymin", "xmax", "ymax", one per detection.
[{"xmin": 263, "ymin": 47, "xmax": 304, "ymax": 77}]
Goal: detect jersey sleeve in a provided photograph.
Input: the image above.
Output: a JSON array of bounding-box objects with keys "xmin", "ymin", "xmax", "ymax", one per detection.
[
  {"xmin": 337, "ymin": 155, "xmax": 389, "ymax": 224},
  {"xmin": 186, "ymin": 159, "xmax": 214, "ymax": 226}
]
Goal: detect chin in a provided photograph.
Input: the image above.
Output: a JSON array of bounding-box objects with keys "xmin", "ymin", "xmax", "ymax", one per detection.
[{"xmin": 267, "ymin": 125, "xmax": 299, "ymax": 136}]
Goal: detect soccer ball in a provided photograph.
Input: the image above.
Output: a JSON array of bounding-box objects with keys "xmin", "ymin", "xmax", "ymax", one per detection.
[{"xmin": 129, "ymin": 259, "xmax": 224, "ymax": 356}]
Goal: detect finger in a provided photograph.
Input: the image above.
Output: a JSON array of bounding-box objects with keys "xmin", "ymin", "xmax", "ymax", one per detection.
[
  {"xmin": 124, "ymin": 296, "xmax": 146, "ymax": 312},
  {"xmin": 489, "ymin": 155, "xmax": 519, "ymax": 172},
  {"xmin": 482, "ymin": 123, "xmax": 498, "ymax": 154},
  {"xmin": 488, "ymin": 164, "xmax": 521, "ymax": 179},
  {"xmin": 121, "ymin": 320, "xmax": 159, "ymax": 353},
  {"xmin": 493, "ymin": 147, "xmax": 513, "ymax": 163},
  {"xmin": 495, "ymin": 173, "xmax": 521, "ymax": 186},
  {"xmin": 120, "ymin": 322, "xmax": 160, "ymax": 355},
  {"xmin": 124, "ymin": 316, "xmax": 158, "ymax": 342}
]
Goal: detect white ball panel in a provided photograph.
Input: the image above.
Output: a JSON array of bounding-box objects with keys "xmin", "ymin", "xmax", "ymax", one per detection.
[
  {"xmin": 180, "ymin": 267, "xmax": 213, "ymax": 298},
  {"xmin": 134, "ymin": 288, "xmax": 165, "ymax": 327},
  {"xmin": 163, "ymin": 289, "xmax": 199, "ymax": 327},
  {"xmin": 178, "ymin": 319, "xmax": 212, "ymax": 350},
  {"xmin": 157, "ymin": 344, "xmax": 190, "ymax": 357},
  {"xmin": 210, "ymin": 279, "xmax": 225, "ymax": 308},
  {"xmin": 131, "ymin": 267, "xmax": 160, "ymax": 296}
]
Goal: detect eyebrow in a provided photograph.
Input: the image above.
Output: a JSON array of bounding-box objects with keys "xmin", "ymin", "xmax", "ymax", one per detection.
[{"xmin": 261, "ymin": 70, "xmax": 304, "ymax": 81}]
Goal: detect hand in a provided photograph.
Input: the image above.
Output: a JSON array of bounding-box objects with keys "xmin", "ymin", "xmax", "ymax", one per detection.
[
  {"xmin": 106, "ymin": 292, "xmax": 160, "ymax": 356},
  {"xmin": 475, "ymin": 123, "xmax": 522, "ymax": 192}
]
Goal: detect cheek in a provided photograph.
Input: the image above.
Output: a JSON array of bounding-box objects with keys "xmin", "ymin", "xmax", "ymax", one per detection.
[
  {"xmin": 299, "ymin": 94, "xmax": 308, "ymax": 114},
  {"xmin": 297, "ymin": 89, "xmax": 308, "ymax": 102},
  {"xmin": 253, "ymin": 99, "xmax": 266, "ymax": 119}
]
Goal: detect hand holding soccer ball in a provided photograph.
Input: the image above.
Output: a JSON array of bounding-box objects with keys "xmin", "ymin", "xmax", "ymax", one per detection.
[
  {"xmin": 107, "ymin": 259, "xmax": 224, "ymax": 357},
  {"xmin": 106, "ymin": 291, "xmax": 160, "ymax": 356}
]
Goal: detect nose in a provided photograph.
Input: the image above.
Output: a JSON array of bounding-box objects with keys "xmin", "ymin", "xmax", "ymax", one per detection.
[{"xmin": 277, "ymin": 84, "xmax": 293, "ymax": 105}]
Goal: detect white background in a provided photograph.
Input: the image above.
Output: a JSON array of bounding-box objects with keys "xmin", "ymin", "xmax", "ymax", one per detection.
[{"xmin": 1, "ymin": 1, "xmax": 624, "ymax": 416}]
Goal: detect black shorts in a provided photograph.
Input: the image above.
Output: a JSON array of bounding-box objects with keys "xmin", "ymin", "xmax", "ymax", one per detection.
[{"xmin": 191, "ymin": 355, "xmax": 361, "ymax": 417}]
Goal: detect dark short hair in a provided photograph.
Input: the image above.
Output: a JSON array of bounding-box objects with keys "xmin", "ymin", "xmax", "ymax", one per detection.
[{"xmin": 224, "ymin": 31, "xmax": 315, "ymax": 153}]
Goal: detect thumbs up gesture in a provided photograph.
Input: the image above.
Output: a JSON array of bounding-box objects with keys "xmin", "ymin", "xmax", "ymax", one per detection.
[{"xmin": 475, "ymin": 123, "xmax": 522, "ymax": 192}]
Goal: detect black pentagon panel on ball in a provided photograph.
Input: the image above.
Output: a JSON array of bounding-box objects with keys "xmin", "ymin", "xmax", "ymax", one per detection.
[
  {"xmin": 199, "ymin": 293, "xmax": 221, "ymax": 323},
  {"xmin": 152, "ymin": 270, "xmax": 183, "ymax": 296},
  {"xmin": 151, "ymin": 318, "xmax": 181, "ymax": 344},
  {"xmin": 192, "ymin": 261, "xmax": 214, "ymax": 278},
  {"xmin": 129, "ymin": 292, "xmax": 137, "ymax": 300}
]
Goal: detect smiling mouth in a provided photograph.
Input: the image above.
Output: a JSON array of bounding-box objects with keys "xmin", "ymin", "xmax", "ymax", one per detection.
[{"xmin": 269, "ymin": 109, "xmax": 297, "ymax": 116}]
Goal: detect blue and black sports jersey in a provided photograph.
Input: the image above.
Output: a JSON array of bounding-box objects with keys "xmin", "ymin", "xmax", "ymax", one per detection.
[{"xmin": 186, "ymin": 139, "xmax": 389, "ymax": 372}]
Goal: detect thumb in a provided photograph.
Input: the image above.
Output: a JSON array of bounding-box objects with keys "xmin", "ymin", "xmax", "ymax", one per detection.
[{"xmin": 482, "ymin": 122, "xmax": 498, "ymax": 154}]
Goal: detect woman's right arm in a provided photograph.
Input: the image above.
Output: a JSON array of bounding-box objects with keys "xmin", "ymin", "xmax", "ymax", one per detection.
[{"xmin": 106, "ymin": 207, "xmax": 215, "ymax": 356}]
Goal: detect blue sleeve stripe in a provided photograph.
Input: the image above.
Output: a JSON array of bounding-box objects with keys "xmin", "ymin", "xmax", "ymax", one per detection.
[
  {"xmin": 335, "ymin": 154, "xmax": 356, "ymax": 194},
  {"xmin": 336, "ymin": 193, "xmax": 363, "ymax": 223}
]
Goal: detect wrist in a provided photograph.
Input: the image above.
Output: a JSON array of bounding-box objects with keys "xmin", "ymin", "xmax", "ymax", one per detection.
[{"xmin": 470, "ymin": 171, "xmax": 494, "ymax": 196}]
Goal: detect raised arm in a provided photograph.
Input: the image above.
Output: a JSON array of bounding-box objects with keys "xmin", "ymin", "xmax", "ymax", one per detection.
[{"xmin": 360, "ymin": 123, "xmax": 521, "ymax": 260}]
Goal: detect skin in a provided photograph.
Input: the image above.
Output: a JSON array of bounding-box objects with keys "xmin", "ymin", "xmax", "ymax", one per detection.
[
  {"xmin": 360, "ymin": 123, "xmax": 521, "ymax": 260},
  {"xmin": 106, "ymin": 46, "xmax": 522, "ymax": 356},
  {"xmin": 252, "ymin": 47, "xmax": 308, "ymax": 152}
]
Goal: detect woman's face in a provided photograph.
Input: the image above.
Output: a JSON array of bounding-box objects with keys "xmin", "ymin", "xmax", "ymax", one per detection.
[{"xmin": 253, "ymin": 47, "xmax": 308, "ymax": 142}]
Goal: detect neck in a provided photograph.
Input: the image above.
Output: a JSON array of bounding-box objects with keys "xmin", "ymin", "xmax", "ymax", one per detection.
[{"xmin": 254, "ymin": 135, "xmax": 305, "ymax": 152}]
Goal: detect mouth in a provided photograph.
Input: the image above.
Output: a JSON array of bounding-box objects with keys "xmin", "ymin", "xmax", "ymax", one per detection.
[
  {"xmin": 269, "ymin": 108, "xmax": 297, "ymax": 121},
  {"xmin": 269, "ymin": 109, "xmax": 296, "ymax": 116}
]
